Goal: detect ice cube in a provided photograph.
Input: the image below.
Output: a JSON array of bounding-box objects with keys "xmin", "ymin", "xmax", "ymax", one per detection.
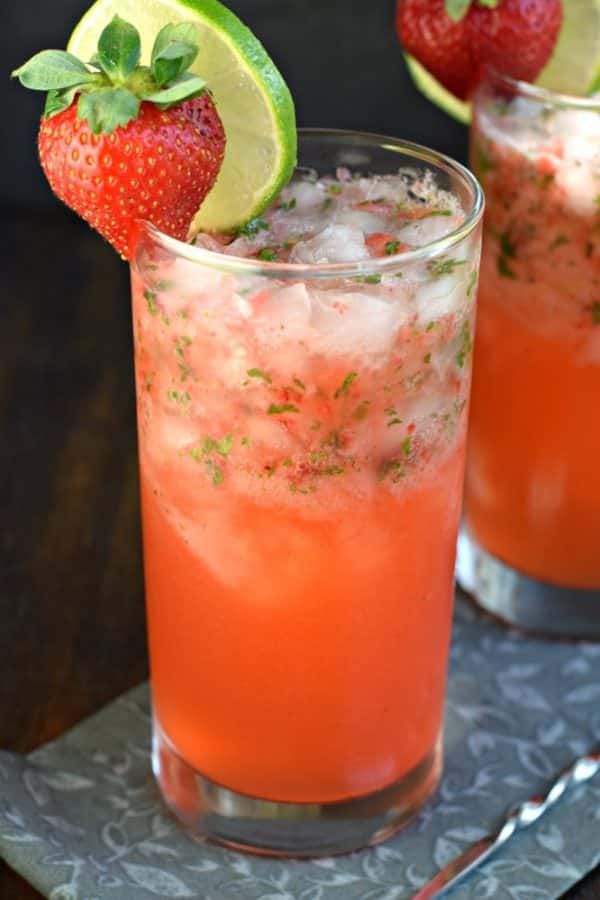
[
  {"xmin": 413, "ymin": 272, "xmax": 463, "ymax": 322},
  {"xmin": 253, "ymin": 282, "xmax": 312, "ymax": 340},
  {"xmin": 311, "ymin": 289, "xmax": 407, "ymax": 356},
  {"xmin": 333, "ymin": 206, "xmax": 388, "ymax": 234},
  {"xmin": 290, "ymin": 225, "xmax": 370, "ymax": 264}
]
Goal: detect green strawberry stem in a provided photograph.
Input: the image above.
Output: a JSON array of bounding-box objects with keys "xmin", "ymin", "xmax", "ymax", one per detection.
[
  {"xmin": 12, "ymin": 16, "xmax": 207, "ymax": 133},
  {"xmin": 445, "ymin": 0, "xmax": 500, "ymax": 23}
]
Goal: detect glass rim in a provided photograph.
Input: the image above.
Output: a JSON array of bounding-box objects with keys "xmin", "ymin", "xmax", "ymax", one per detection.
[
  {"xmin": 139, "ymin": 127, "xmax": 484, "ymax": 281},
  {"xmin": 484, "ymin": 67, "xmax": 600, "ymax": 112}
]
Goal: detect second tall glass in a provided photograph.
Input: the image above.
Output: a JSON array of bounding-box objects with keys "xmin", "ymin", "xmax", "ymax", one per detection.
[{"xmin": 459, "ymin": 73, "xmax": 600, "ymax": 637}]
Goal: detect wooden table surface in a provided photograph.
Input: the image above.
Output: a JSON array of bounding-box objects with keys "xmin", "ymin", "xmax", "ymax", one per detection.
[{"xmin": 1, "ymin": 207, "xmax": 598, "ymax": 899}]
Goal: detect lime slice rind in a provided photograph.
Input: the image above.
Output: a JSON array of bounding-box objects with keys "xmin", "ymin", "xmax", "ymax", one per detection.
[
  {"xmin": 404, "ymin": 54, "xmax": 471, "ymax": 124},
  {"xmin": 68, "ymin": 0, "xmax": 296, "ymax": 233}
]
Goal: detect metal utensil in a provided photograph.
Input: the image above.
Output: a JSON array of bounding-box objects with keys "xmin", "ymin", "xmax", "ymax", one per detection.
[{"xmin": 412, "ymin": 746, "xmax": 600, "ymax": 899}]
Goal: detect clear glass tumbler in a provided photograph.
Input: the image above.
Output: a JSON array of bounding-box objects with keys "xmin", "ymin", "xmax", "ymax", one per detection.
[
  {"xmin": 458, "ymin": 73, "xmax": 600, "ymax": 638},
  {"xmin": 130, "ymin": 129, "xmax": 483, "ymax": 856}
]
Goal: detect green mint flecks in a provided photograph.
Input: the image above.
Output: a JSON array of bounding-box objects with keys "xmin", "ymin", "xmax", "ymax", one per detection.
[
  {"xmin": 328, "ymin": 184, "xmax": 343, "ymax": 195},
  {"xmin": 321, "ymin": 197, "xmax": 335, "ymax": 211},
  {"xmin": 401, "ymin": 435, "xmax": 412, "ymax": 457},
  {"xmin": 293, "ymin": 377, "xmax": 305, "ymax": 391},
  {"xmin": 426, "ymin": 320, "xmax": 436, "ymax": 332},
  {"xmin": 267, "ymin": 403, "xmax": 299, "ymax": 415},
  {"xmin": 353, "ymin": 274, "xmax": 381, "ymax": 284},
  {"xmin": 549, "ymin": 235, "xmax": 569, "ymax": 251},
  {"xmin": 497, "ymin": 255, "xmax": 517, "ymax": 279},
  {"xmin": 466, "ymin": 269, "xmax": 478, "ymax": 298},
  {"xmin": 447, "ymin": 0, "xmax": 499, "ymax": 16},
  {"xmin": 500, "ymin": 231, "xmax": 517, "ymax": 259},
  {"xmin": 178, "ymin": 363, "xmax": 191, "ymax": 381},
  {"xmin": 247, "ymin": 367, "xmax": 272, "ymax": 383},
  {"xmin": 278, "ymin": 197, "xmax": 296, "ymax": 211},
  {"xmin": 474, "ymin": 142, "xmax": 495, "ymax": 179},
  {"xmin": 385, "ymin": 240, "xmax": 401, "ymax": 255},
  {"xmin": 379, "ymin": 459, "xmax": 406, "ymax": 483},
  {"xmin": 257, "ymin": 248, "xmax": 278, "ymax": 261},
  {"xmin": 334, "ymin": 371, "xmax": 358, "ymax": 398},
  {"xmin": 238, "ymin": 216, "xmax": 269, "ymax": 237},
  {"xmin": 12, "ymin": 16, "xmax": 206, "ymax": 134},
  {"xmin": 455, "ymin": 320, "xmax": 472, "ymax": 368},
  {"xmin": 592, "ymin": 302, "xmax": 600, "ymax": 324},
  {"xmin": 167, "ymin": 389, "xmax": 190, "ymax": 405},
  {"xmin": 428, "ymin": 258, "xmax": 466, "ymax": 278},
  {"xmin": 423, "ymin": 352, "xmax": 432, "ymax": 364},
  {"xmin": 144, "ymin": 290, "xmax": 158, "ymax": 315},
  {"xmin": 188, "ymin": 434, "xmax": 233, "ymax": 487}
]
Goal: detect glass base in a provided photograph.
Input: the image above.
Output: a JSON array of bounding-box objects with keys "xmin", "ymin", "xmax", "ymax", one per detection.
[
  {"xmin": 456, "ymin": 528, "xmax": 600, "ymax": 640},
  {"xmin": 152, "ymin": 718, "xmax": 442, "ymax": 857}
]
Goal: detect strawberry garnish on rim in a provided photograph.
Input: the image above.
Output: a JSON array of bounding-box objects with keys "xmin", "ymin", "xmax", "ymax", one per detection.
[
  {"xmin": 12, "ymin": 16, "xmax": 225, "ymax": 259},
  {"xmin": 396, "ymin": 0, "xmax": 563, "ymax": 101}
]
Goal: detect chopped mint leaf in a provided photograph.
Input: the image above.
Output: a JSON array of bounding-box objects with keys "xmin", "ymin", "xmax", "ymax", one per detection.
[
  {"xmin": 267, "ymin": 403, "xmax": 299, "ymax": 415},
  {"xmin": 539, "ymin": 172, "xmax": 555, "ymax": 190},
  {"xmin": 321, "ymin": 197, "xmax": 335, "ymax": 211},
  {"xmin": 293, "ymin": 377, "xmax": 306, "ymax": 391},
  {"xmin": 592, "ymin": 302, "xmax": 600, "ymax": 324},
  {"xmin": 322, "ymin": 430, "xmax": 342, "ymax": 449},
  {"xmin": 258, "ymin": 248, "xmax": 278, "ymax": 261},
  {"xmin": 279, "ymin": 197, "xmax": 296, "ymax": 211},
  {"xmin": 177, "ymin": 309, "xmax": 189, "ymax": 319},
  {"xmin": 167, "ymin": 389, "xmax": 190, "ymax": 405},
  {"xmin": 498, "ymin": 255, "xmax": 517, "ymax": 279},
  {"xmin": 334, "ymin": 371, "xmax": 358, "ymax": 398},
  {"xmin": 500, "ymin": 231, "xmax": 517, "ymax": 258},
  {"xmin": 241, "ymin": 436, "xmax": 250, "ymax": 447},
  {"xmin": 247, "ymin": 368, "xmax": 272, "ymax": 384},
  {"xmin": 387, "ymin": 418, "xmax": 403, "ymax": 427},
  {"xmin": 474, "ymin": 141, "xmax": 495, "ymax": 178},
  {"xmin": 328, "ymin": 184, "xmax": 343, "ymax": 194},
  {"xmin": 380, "ymin": 459, "xmax": 406, "ymax": 483},
  {"xmin": 426, "ymin": 320, "xmax": 436, "ymax": 332},
  {"xmin": 323, "ymin": 466, "xmax": 344, "ymax": 476},
  {"xmin": 426, "ymin": 208, "xmax": 452, "ymax": 218},
  {"xmin": 549, "ymin": 235, "xmax": 569, "ymax": 251},
  {"xmin": 428, "ymin": 258, "xmax": 466, "ymax": 277},
  {"xmin": 455, "ymin": 320, "xmax": 472, "ymax": 368},
  {"xmin": 178, "ymin": 363, "xmax": 191, "ymax": 381},
  {"xmin": 402, "ymin": 436, "xmax": 412, "ymax": 456},
  {"xmin": 144, "ymin": 290, "xmax": 158, "ymax": 315},
  {"xmin": 466, "ymin": 269, "xmax": 478, "ymax": 298},
  {"xmin": 238, "ymin": 217, "xmax": 269, "ymax": 237},
  {"xmin": 353, "ymin": 274, "xmax": 381, "ymax": 284},
  {"xmin": 423, "ymin": 352, "xmax": 431, "ymax": 364},
  {"xmin": 214, "ymin": 435, "xmax": 234, "ymax": 456},
  {"xmin": 385, "ymin": 240, "xmax": 401, "ymax": 255}
]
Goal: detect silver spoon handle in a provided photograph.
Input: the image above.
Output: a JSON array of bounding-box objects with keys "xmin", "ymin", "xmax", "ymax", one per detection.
[{"xmin": 412, "ymin": 747, "xmax": 600, "ymax": 899}]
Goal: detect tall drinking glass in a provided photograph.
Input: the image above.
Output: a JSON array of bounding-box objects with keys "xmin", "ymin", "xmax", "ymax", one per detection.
[
  {"xmin": 458, "ymin": 74, "xmax": 600, "ymax": 638},
  {"xmin": 130, "ymin": 130, "xmax": 483, "ymax": 856}
]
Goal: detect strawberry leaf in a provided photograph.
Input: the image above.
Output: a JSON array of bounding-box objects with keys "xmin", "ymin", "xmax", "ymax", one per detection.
[
  {"xmin": 97, "ymin": 15, "xmax": 141, "ymax": 81},
  {"xmin": 445, "ymin": 0, "xmax": 471, "ymax": 21},
  {"xmin": 476, "ymin": 0, "xmax": 500, "ymax": 6},
  {"xmin": 151, "ymin": 23, "xmax": 199, "ymax": 87},
  {"xmin": 142, "ymin": 73, "xmax": 206, "ymax": 108},
  {"xmin": 44, "ymin": 86, "xmax": 79, "ymax": 118},
  {"xmin": 77, "ymin": 87, "xmax": 140, "ymax": 134},
  {"xmin": 12, "ymin": 51, "xmax": 96, "ymax": 90}
]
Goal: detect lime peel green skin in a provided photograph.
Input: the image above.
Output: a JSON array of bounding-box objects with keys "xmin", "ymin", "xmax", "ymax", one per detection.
[{"xmin": 175, "ymin": 0, "xmax": 296, "ymax": 230}]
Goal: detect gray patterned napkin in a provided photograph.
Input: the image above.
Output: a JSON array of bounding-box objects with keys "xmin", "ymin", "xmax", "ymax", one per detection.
[{"xmin": 1, "ymin": 594, "xmax": 600, "ymax": 900}]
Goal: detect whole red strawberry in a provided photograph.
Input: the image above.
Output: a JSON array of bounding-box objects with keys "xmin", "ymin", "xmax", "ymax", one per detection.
[
  {"xmin": 13, "ymin": 16, "xmax": 225, "ymax": 259},
  {"xmin": 396, "ymin": 0, "xmax": 563, "ymax": 100}
]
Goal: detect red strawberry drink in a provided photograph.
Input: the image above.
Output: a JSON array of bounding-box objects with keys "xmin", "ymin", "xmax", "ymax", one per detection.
[
  {"xmin": 132, "ymin": 131, "xmax": 483, "ymax": 854},
  {"xmin": 458, "ymin": 74, "xmax": 600, "ymax": 636}
]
